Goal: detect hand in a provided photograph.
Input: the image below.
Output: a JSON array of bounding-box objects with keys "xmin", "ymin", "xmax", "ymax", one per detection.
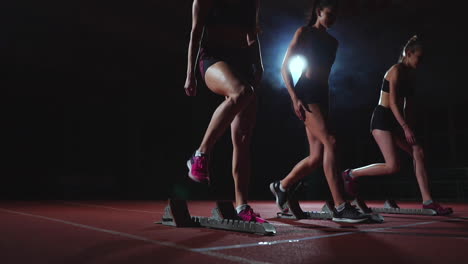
[
  {"xmin": 184, "ymin": 75, "xmax": 197, "ymax": 96},
  {"xmin": 403, "ymin": 125, "xmax": 416, "ymax": 145},
  {"xmin": 293, "ymin": 98, "xmax": 306, "ymax": 121}
]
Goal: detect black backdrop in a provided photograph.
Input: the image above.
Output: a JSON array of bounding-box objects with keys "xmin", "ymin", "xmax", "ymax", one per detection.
[{"xmin": 2, "ymin": 0, "xmax": 467, "ymax": 201}]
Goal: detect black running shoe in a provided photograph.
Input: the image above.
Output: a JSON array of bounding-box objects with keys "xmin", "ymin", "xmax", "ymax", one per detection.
[
  {"xmin": 386, "ymin": 199, "xmax": 400, "ymax": 209},
  {"xmin": 332, "ymin": 202, "xmax": 370, "ymax": 223},
  {"xmin": 269, "ymin": 181, "xmax": 288, "ymax": 212}
]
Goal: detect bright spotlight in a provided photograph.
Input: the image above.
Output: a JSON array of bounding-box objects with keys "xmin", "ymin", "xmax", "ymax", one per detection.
[{"xmin": 289, "ymin": 56, "xmax": 307, "ymax": 85}]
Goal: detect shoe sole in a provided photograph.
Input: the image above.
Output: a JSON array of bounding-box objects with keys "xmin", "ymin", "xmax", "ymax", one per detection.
[
  {"xmin": 434, "ymin": 209, "xmax": 454, "ymax": 216},
  {"xmin": 436, "ymin": 212, "xmax": 453, "ymax": 216},
  {"xmin": 269, "ymin": 183, "xmax": 288, "ymax": 212},
  {"xmin": 186, "ymin": 160, "xmax": 209, "ymax": 184},
  {"xmin": 332, "ymin": 217, "xmax": 369, "ymax": 223}
]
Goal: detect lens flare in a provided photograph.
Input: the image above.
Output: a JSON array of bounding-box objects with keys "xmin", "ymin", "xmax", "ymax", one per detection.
[{"xmin": 289, "ymin": 56, "xmax": 307, "ymax": 85}]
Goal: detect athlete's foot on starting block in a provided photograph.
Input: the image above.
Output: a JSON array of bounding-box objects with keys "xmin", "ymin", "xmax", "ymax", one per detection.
[
  {"xmin": 238, "ymin": 205, "xmax": 268, "ymax": 223},
  {"xmin": 423, "ymin": 202, "xmax": 453, "ymax": 216}
]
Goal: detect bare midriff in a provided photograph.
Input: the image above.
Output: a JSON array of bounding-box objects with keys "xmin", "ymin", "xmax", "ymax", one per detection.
[{"xmin": 378, "ymin": 90, "xmax": 405, "ymax": 111}]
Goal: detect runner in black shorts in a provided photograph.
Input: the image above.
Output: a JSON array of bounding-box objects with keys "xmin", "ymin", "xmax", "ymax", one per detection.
[
  {"xmin": 341, "ymin": 35, "xmax": 453, "ymax": 215},
  {"xmin": 269, "ymin": 0, "xmax": 369, "ymax": 223},
  {"xmin": 184, "ymin": 0, "xmax": 266, "ymax": 222}
]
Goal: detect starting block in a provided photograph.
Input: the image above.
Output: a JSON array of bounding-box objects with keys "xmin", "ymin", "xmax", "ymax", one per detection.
[
  {"xmin": 351, "ymin": 198, "xmax": 384, "ymax": 223},
  {"xmin": 277, "ymin": 198, "xmax": 384, "ymax": 223},
  {"xmin": 276, "ymin": 199, "xmax": 334, "ymax": 220},
  {"xmin": 370, "ymin": 199, "xmax": 437, "ymax": 215},
  {"xmin": 156, "ymin": 199, "xmax": 277, "ymax": 236}
]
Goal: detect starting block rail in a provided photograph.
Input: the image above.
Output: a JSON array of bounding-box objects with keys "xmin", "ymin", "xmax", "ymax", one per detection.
[
  {"xmin": 277, "ymin": 198, "xmax": 384, "ymax": 223},
  {"xmin": 276, "ymin": 199, "xmax": 334, "ymax": 220},
  {"xmin": 370, "ymin": 200, "xmax": 437, "ymax": 215},
  {"xmin": 156, "ymin": 199, "xmax": 277, "ymax": 236}
]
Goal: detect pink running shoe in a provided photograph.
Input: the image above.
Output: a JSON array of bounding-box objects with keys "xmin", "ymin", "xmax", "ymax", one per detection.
[
  {"xmin": 423, "ymin": 202, "xmax": 453, "ymax": 216},
  {"xmin": 342, "ymin": 169, "xmax": 359, "ymax": 198},
  {"xmin": 238, "ymin": 206, "xmax": 267, "ymax": 223},
  {"xmin": 186, "ymin": 152, "xmax": 210, "ymax": 184}
]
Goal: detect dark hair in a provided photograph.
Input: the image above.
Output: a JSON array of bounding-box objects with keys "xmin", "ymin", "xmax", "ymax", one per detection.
[
  {"xmin": 306, "ymin": 0, "xmax": 339, "ymax": 27},
  {"xmin": 399, "ymin": 35, "xmax": 423, "ymax": 62}
]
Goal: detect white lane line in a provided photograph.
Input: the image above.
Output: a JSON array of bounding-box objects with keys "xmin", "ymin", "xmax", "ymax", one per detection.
[
  {"xmin": 57, "ymin": 201, "xmax": 468, "ymax": 250},
  {"xmin": 0, "ymin": 208, "xmax": 271, "ymax": 264},
  {"xmin": 60, "ymin": 201, "xmax": 159, "ymax": 214},
  {"xmin": 59, "ymin": 202, "xmax": 300, "ymax": 227},
  {"xmin": 59, "ymin": 201, "xmax": 309, "ymax": 226},
  {"xmin": 192, "ymin": 220, "xmax": 439, "ymax": 252}
]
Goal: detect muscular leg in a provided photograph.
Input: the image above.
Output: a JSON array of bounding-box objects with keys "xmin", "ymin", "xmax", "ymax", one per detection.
[
  {"xmin": 301, "ymin": 104, "xmax": 344, "ymax": 206},
  {"xmin": 394, "ymin": 136, "xmax": 432, "ymax": 202},
  {"xmin": 231, "ymin": 95, "xmax": 257, "ymax": 207},
  {"xmin": 280, "ymin": 126, "xmax": 323, "ymax": 189},
  {"xmin": 350, "ymin": 129, "xmax": 400, "ymax": 177},
  {"xmin": 198, "ymin": 62, "xmax": 254, "ymax": 153}
]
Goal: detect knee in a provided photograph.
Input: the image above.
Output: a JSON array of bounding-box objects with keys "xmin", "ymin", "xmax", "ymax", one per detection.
[
  {"xmin": 386, "ymin": 162, "xmax": 400, "ymax": 174},
  {"xmin": 230, "ymin": 84, "xmax": 254, "ymax": 106},
  {"xmin": 413, "ymin": 145, "xmax": 425, "ymax": 160},
  {"xmin": 305, "ymin": 154, "xmax": 322, "ymax": 170},
  {"xmin": 323, "ymin": 135, "xmax": 336, "ymax": 149}
]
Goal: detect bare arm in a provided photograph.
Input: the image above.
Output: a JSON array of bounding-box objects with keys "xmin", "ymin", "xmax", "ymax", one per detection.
[
  {"xmin": 388, "ymin": 65, "xmax": 416, "ymax": 144},
  {"xmin": 405, "ymin": 95, "xmax": 414, "ymax": 122},
  {"xmin": 184, "ymin": 0, "xmax": 211, "ymax": 96},
  {"xmin": 388, "ymin": 66, "xmax": 408, "ymax": 127},
  {"xmin": 247, "ymin": 0, "xmax": 263, "ymax": 86},
  {"xmin": 281, "ymin": 27, "xmax": 307, "ymax": 120}
]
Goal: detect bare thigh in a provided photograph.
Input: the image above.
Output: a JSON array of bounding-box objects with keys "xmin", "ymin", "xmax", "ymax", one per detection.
[
  {"xmin": 372, "ymin": 129, "xmax": 399, "ymax": 166},
  {"xmin": 305, "ymin": 124, "xmax": 323, "ymax": 158},
  {"xmin": 393, "ymin": 133, "xmax": 414, "ymax": 157},
  {"xmin": 302, "ymin": 104, "xmax": 332, "ymax": 144},
  {"xmin": 204, "ymin": 62, "xmax": 253, "ymax": 97}
]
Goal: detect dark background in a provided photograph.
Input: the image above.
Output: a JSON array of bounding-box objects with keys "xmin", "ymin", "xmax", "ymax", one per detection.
[{"xmin": 2, "ymin": 0, "xmax": 467, "ymax": 202}]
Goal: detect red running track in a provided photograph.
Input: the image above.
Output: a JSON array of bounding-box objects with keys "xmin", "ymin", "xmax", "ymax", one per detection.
[{"xmin": 1, "ymin": 200, "xmax": 467, "ymax": 264}]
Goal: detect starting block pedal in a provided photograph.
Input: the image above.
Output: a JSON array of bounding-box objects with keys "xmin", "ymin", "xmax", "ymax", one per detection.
[
  {"xmin": 351, "ymin": 198, "xmax": 384, "ymax": 223},
  {"xmin": 370, "ymin": 200, "xmax": 437, "ymax": 215},
  {"xmin": 160, "ymin": 199, "xmax": 198, "ymax": 227},
  {"xmin": 156, "ymin": 199, "xmax": 277, "ymax": 236},
  {"xmin": 276, "ymin": 199, "xmax": 334, "ymax": 220}
]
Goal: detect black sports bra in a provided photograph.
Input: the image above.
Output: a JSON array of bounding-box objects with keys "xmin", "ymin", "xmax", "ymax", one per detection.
[{"xmin": 381, "ymin": 78, "xmax": 414, "ymax": 97}]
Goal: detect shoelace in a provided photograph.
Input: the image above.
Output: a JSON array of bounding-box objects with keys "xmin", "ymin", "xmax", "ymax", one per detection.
[
  {"xmin": 195, "ymin": 156, "xmax": 207, "ymax": 169},
  {"xmin": 426, "ymin": 203, "xmax": 450, "ymax": 211},
  {"xmin": 346, "ymin": 204, "xmax": 362, "ymax": 215},
  {"xmin": 435, "ymin": 205, "xmax": 451, "ymax": 213},
  {"xmin": 246, "ymin": 208, "xmax": 261, "ymax": 218},
  {"xmin": 432, "ymin": 203, "xmax": 448, "ymax": 211}
]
